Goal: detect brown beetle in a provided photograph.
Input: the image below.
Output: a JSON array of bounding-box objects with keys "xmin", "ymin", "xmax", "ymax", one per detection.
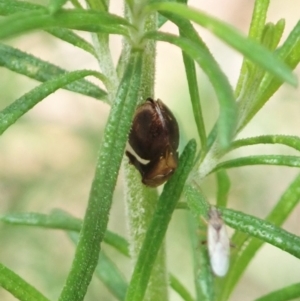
[{"xmin": 126, "ymin": 98, "xmax": 179, "ymax": 187}]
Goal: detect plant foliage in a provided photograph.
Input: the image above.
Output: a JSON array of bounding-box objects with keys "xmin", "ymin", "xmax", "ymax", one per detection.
[{"xmin": 0, "ymin": 0, "xmax": 299, "ymax": 300}]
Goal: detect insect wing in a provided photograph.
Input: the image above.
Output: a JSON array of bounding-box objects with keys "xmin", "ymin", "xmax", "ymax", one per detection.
[{"xmin": 207, "ymin": 210, "xmax": 230, "ymax": 277}]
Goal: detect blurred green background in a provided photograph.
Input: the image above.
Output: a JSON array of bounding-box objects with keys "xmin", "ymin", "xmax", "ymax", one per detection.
[{"xmin": 0, "ymin": 0, "xmax": 299, "ymax": 300}]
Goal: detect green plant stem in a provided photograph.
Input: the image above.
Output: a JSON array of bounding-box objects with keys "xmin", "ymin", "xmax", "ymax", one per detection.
[
  {"xmin": 123, "ymin": 167, "xmax": 166, "ymax": 300},
  {"xmin": 91, "ymin": 31, "xmax": 119, "ymax": 100},
  {"xmin": 125, "ymin": 139, "xmax": 196, "ymax": 301},
  {"xmin": 58, "ymin": 49, "xmax": 143, "ymax": 301},
  {"xmin": 123, "ymin": 6, "xmax": 169, "ymax": 301},
  {"xmin": 86, "ymin": 0, "xmax": 119, "ymax": 100}
]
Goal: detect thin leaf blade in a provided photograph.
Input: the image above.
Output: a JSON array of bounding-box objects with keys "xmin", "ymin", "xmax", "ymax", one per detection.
[
  {"xmin": 230, "ymin": 135, "xmax": 300, "ymax": 153},
  {"xmin": 0, "ymin": 69, "xmax": 108, "ymax": 135},
  {"xmin": 145, "ymin": 31, "xmax": 237, "ymax": 149},
  {"xmin": 0, "ymin": 9, "xmax": 130, "ymax": 40},
  {"xmin": 0, "ymin": 263, "xmax": 50, "ymax": 301},
  {"xmin": 69, "ymin": 232, "xmax": 128, "ymax": 301},
  {"xmin": 212, "ymin": 155, "xmax": 300, "ymax": 173},
  {"xmin": 0, "ymin": 210, "xmax": 130, "ymax": 256},
  {"xmin": 220, "ymin": 207, "xmax": 300, "ymax": 258},
  {"xmin": 146, "ymin": 2, "xmax": 297, "ymax": 86},
  {"xmin": 0, "ymin": 43, "xmax": 106, "ymax": 100}
]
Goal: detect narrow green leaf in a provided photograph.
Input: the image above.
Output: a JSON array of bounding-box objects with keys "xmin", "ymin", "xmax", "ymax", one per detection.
[
  {"xmin": 258, "ymin": 19, "xmax": 300, "ymax": 85},
  {"xmin": 220, "ymin": 173, "xmax": 300, "ymax": 301},
  {"xmin": 146, "ymin": 2, "xmax": 297, "ymax": 86},
  {"xmin": 0, "ymin": 211, "xmax": 81, "ymax": 231},
  {"xmin": 212, "ymin": 155, "xmax": 300, "ymax": 173},
  {"xmin": 0, "ymin": 9, "xmax": 131, "ymax": 40},
  {"xmin": 157, "ymin": 0, "xmax": 187, "ymax": 28},
  {"xmin": 0, "ymin": 43, "xmax": 105, "ymax": 100},
  {"xmin": 103, "ymin": 230, "xmax": 130, "ymax": 257},
  {"xmin": 95, "ymin": 251, "xmax": 128, "ymax": 301},
  {"xmin": 216, "ymin": 170, "xmax": 230, "ymax": 207},
  {"xmin": 48, "ymin": 0, "xmax": 68, "ymax": 14},
  {"xmin": 0, "ymin": 263, "xmax": 50, "ymax": 301},
  {"xmin": 160, "ymin": 12, "xmax": 207, "ymax": 149},
  {"xmin": 206, "ymin": 123, "xmax": 218, "ymax": 152},
  {"xmin": 220, "ymin": 207, "xmax": 300, "ymax": 258},
  {"xmin": 58, "ymin": 50, "xmax": 143, "ymax": 301},
  {"xmin": 125, "ymin": 139, "xmax": 197, "ymax": 301},
  {"xmin": 235, "ymin": 19, "xmax": 284, "ymax": 133},
  {"xmin": 70, "ymin": 0, "xmax": 83, "ymax": 9},
  {"xmin": 0, "ymin": 1, "xmax": 97, "ymax": 56},
  {"xmin": 273, "ymin": 21, "xmax": 300, "ymax": 64},
  {"xmin": 270, "ymin": 19, "xmax": 285, "ymax": 51},
  {"xmin": 235, "ymin": 0, "xmax": 270, "ymax": 96},
  {"xmin": 261, "ymin": 20, "xmax": 285, "ymax": 52},
  {"xmin": 0, "ymin": 69, "xmax": 108, "ymax": 135},
  {"xmin": 238, "ymin": 20, "xmax": 300, "ymax": 131},
  {"xmin": 181, "ymin": 52, "xmax": 207, "ymax": 148},
  {"xmin": 144, "ymin": 31, "xmax": 237, "ymax": 149},
  {"xmin": 261, "ymin": 23, "xmax": 276, "ymax": 50},
  {"xmin": 230, "ymin": 135, "xmax": 300, "ymax": 153},
  {"xmin": 86, "ymin": 0, "xmax": 108, "ymax": 11},
  {"xmin": 157, "ymin": 13, "xmax": 168, "ymax": 28},
  {"xmin": 247, "ymin": 0, "xmax": 270, "ymax": 41},
  {"xmin": 46, "ymin": 28, "xmax": 97, "ymax": 57},
  {"xmin": 254, "ymin": 282, "xmax": 300, "ymax": 301},
  {"xmin": 0, "ymin": 0, "xmax": 41, "ymax": 14},
  {"xmin": 0, "ymin": 210, "xmax": 130, "ymax": 257},
  {"xmin": 169, "ymin": 274, "xmax": 195, "ymax": 301},
  {"xmin": 69, "ymin": 232, "xmax": 128, "ymax": 301}
]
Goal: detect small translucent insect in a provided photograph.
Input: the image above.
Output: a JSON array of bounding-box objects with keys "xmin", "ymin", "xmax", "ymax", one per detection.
[{"xmin": 207, "ymin": 207, "xmax": 230, "ymax": 277}]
